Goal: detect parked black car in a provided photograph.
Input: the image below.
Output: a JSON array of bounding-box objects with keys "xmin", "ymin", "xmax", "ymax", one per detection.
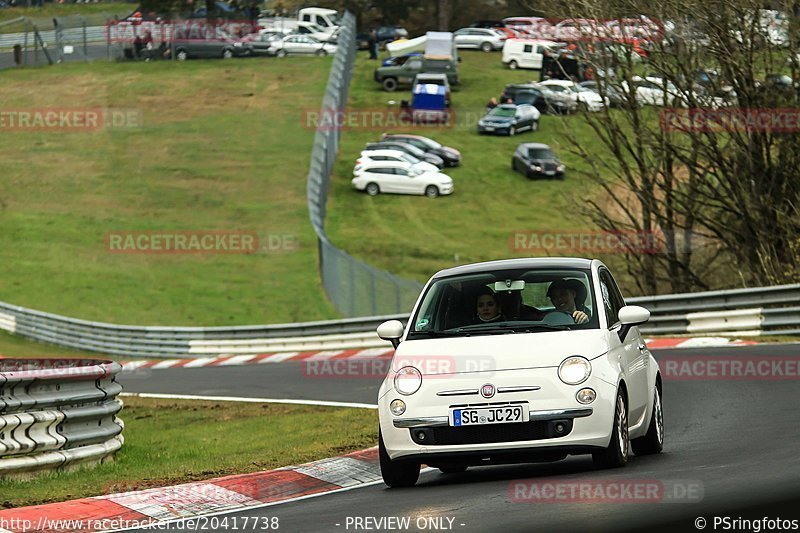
[
  {"xmin": 380, "ymin": 133, "xmax": 461, "ymax": 167},
  {"xmin": 478, "ymin": 104, "xmax": 540, "ymax": 136},
  {"xmin": 512, "ymin": 143, "xmax": 565, "ymax": 179},
  {"xmin": 365, "ymin": 141, "xmax": 445, "ymax": 169}
]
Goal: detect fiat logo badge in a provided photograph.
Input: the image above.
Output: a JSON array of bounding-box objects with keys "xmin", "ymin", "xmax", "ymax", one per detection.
[{"xmin": 481, "ymin": 384, "xmax": 495, "ymax": 398}]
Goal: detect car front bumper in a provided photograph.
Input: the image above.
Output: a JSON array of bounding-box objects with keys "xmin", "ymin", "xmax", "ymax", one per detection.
[{"xmin": 379, "ymin": 368, "xmax": 616, "ymax": 462}]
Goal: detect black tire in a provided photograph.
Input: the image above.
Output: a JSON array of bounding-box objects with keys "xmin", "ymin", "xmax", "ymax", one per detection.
[
  {"xmin": 316, "ymin": 48, "xmax": 328, "ymax": 57},
  {"xmin": 175, "ymin": 49, "xmax": 188, "ymax": 61},
  {"xmin": 438, "ymin": 465, "xmax": 468, "ymax": 474},
  {"xmin": 382, "ymin": 77, "xmax": 398, "ymax": 92},
  {"xmin": 425, "ymin": 185, "xmax": 439, "ymax": 198},
  {"xmin": 365, "ymin": 182, "xmax": 380, "ymax": 196},
  {"xmin": 592, "ymin": 390, "xmax": 629, "ymax": 469},
  {"xmin": 480, "ymin": 41, "xmax": 493, "ymax": 52},
  {"xmin": 632, "ymin": 386, "xmax": 664, "ymax": 455},
  {"xmin": 222, "ymin": 48, "xmax": 234, "ymax": 59},
  {"xmin": 379, "ymin": 431, "xmax": 420, "ymax": 488},
  {"xmin": 509, "ymin": 60, "xmax": 518, "ymax": 70}
]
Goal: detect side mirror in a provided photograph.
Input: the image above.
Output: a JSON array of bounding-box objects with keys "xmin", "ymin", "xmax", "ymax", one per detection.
[
  {"xmin": 617, "ymin": 305, "xmax": 650, "ymax": 342},
  {"xmin": 377, "ymin": 320, "xmax": 404, "ymax": 349}
]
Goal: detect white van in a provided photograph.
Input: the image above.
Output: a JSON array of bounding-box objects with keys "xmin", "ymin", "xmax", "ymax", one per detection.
[
  {"xmin": 502, "ymin": 39, "xmax": 559, "ymax": 70},
  {"xmin": 298, "ymin": 7, "xmax": 340, "ymax": 31}
]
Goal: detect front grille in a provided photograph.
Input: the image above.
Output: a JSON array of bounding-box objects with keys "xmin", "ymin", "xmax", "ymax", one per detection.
[
  {"xmin": 544, "ymin": 162, "xmax": 557, "ymax": 172},
  {"xmin": 410, "ymin": 419, "xmax": 573, "ymax": 446}
]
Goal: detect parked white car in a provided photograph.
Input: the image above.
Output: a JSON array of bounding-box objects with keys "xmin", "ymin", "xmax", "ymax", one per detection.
[
  {"xmin": 357, "ymin": 150, "xmax": 439, "ymax": 174},
  {"xmin": 269, "ymin": 35, "xmax": 338, "ymax": 57},
  {"xmin": 453, "ymin": 27, "xmax": 506, "ymax": 52},
  {"xmin": 536, "ymin": 79, "xmax": 609, "ymax": 111},
  {"xmin": 623, "ymin": 76, "xmax": 730, "ymax": 108},
  {"xmin": 352, "ymin": 161, "xmax": 453, "ymax": 198},
  {"xmin": 376, "ymin": 257, "xmax": 663, "ymax": 487},
  {"xmin": 502, "ymin": 39, "xmax": 562, "ymax": 70}
]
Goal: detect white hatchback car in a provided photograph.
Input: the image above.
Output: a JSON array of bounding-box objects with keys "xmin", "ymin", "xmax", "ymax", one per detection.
[
  {"xmin": 376, "ymin": 258, "xmax": 663, "ymax": 487},
  {"xmin": 352, "ymin": 161, "xmax": 453, "ymax": 198}
]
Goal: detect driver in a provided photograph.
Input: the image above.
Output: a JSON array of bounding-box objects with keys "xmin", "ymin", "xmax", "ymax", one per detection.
[
  {"xmin": 497, "ymin": 290, "xmax": 545, "ymax": 321},
  {"xmin": 547, "ymin": 279, "xmax": 590, "ymax": 324}
]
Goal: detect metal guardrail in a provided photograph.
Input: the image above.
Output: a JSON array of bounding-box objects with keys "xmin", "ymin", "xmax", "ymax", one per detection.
[
  {"xmin": 0, "ymin": 358, "xmax": 124, "ymax": 478},
  {"xmin": 0, "ymin": 284, "xmax": 798, "ymax": 361}
]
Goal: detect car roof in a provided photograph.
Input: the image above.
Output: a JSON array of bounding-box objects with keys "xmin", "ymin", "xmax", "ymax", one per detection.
[
  {"xmin": 540, "ymin": 79, "xmax": 574, "ymax": 86},
  {"xmin": 357, "ymin": 160, "xmax": 411, "ymax": 169},
  {"xmin": 361, "ymin": 149, "xmax": 410, "ymax": 157},
  {"xmin": 518, "ymin": 142, "xmax": 552, "ymax": 150},
  {"xmin": 432, "ymin": 258, "xmax": 596, "ymax": 279},
  {"xmin": 383, "ymin": 133, "xmax": 430, "ymax": 141}
]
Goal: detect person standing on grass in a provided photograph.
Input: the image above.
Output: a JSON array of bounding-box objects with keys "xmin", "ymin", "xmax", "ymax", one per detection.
[{"xmin": 368, "ymin": 30, "xmax": 378, "ymax": 59}]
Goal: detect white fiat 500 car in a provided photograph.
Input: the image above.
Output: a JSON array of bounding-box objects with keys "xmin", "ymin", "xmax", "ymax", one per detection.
[{"xmin": 376, "ymin": 258, "xmax": 663, "ymax": 487}]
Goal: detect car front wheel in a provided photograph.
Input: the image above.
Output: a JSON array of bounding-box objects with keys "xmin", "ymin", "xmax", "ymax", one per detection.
[
  {"xmin": 276, "ymin": 49, "xmax": 287, "ymax": 58},
  {"xmin": 480, "ymin": 42, "xmax": 493, "ymax": 52},
  {"xmin": 509, "ymin": 60, "xmax": 518, "ymax": 70},
  {"xmin": 425, "ymin": 185, "xmax": 439, "ymax": 198},
  {"xmin": 365, "ymin": 182, "xmax": 380, "ymax": 196},
  {"xmin": 632, "ymin": 386, "xmax": 664, "ymax": 455},
  {"xmin": 175, "ymin": 49, "xmax": 188, "ymax": 61},
  {"xmin": 531, "ymin": 120, "xmax": 539, "ymax": 132},
  {"xmin": 379, "ymin": 431, "xmax": 420, "ymax": 488},
  {"xmin": 316, "ymin": 49, "xmax": 328, "ymax": 56},
  {"xmin": 222, "ymin": 49, "xmax": 234, "ymax": 59},
  {"xmin": 382, "ymin": 77, "xmax": 398, "ymax": 91},
  {"xmin": 593, "ymin": 390, "xmax": 629, "ymax": 468},
  {"xmin": 508, "ymin": 126, "xmax": 516, "ymax": 136}
]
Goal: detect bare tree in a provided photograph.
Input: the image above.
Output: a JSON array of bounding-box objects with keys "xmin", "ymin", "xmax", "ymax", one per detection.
[{"xmin": 556, "ymin": 0, "xmax": 800, "ymax": 292}]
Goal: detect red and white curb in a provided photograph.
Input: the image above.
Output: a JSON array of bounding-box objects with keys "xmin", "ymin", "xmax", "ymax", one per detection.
[
  {"xmin": 0, "ymin": 448, "xmax": 381, "ymax": 533},
  {"xmin": 118, "ymin": 339, "xmax": 760, "ymax": 373},
  {"xmin": 120, "ymin": 347, "xmax": 394, "ymax": 373}
]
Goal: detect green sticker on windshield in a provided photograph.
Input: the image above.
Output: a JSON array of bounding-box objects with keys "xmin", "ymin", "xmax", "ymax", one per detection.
[{"xmin": 416, "ymin": 318, "xmax": 429, "ymax": 331}]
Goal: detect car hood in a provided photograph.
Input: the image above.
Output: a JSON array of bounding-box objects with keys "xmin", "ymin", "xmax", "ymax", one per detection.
[
  {"xmin": 482, "ymin": 115, "xmax": 514, "ymax": 123},
  {"xmin": 441, "ymin": 146, "xmax": 461, "ymax": 159},
  {"xmin": 393, "ymin": 330, "xmax": 610, "ymax": 375}
]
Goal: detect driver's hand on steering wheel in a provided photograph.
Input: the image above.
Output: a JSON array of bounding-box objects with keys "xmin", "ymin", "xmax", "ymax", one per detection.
[{"xmin": 572, "ymin": 311, "xmax": 589, "ymax": 324}]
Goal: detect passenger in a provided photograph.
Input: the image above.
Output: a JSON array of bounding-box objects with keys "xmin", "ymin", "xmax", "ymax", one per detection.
[
  {"xmin": 546, "ymin": 279, "xmax": 590, "ymax": 324},
  {"xmin": 474, "ymin": 286, "xmax": 503, "ymax": 323}
]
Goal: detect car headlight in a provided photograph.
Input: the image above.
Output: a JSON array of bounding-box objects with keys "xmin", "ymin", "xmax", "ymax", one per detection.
[
  {"xmin": 576, "ymin": 388, "xmax": 596, "ymax": 404},
  {"xmin": 234, "ymin": 42, "xmax": 243, "ymax": 47},
  {"xmin": 478, "ymin": 119, "xmax": 486, "ymax": 126},
  {"xmin": 394, "ymin": 366, "xmax": 422, "ymax": 395},
  {"xmin": 558, "ymin": 356, "xmax": 592, "ymax": 385},
  {"xmin": 390, "ymin": 399, "xmax": 406, "ymax": 415},
  {"xmin": 532, "ymin": 165, "xmax": 543, "ymax": 172},
  {"xmin": 556, "ymin": 164, "xmax": 565, "ymax": 172}
]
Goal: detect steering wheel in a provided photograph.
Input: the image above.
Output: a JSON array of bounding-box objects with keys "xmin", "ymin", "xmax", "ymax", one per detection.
[{"xmin": 542, "ymin": 310, "xmax": 576, "ymax": 326}]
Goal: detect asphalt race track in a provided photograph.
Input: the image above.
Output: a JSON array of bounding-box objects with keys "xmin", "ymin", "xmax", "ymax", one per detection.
[{"xmin": 120, "ymin": 344, "xmax": 800, "ymax": 532}]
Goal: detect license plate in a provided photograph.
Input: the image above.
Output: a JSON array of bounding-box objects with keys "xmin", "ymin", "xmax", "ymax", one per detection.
[
  {"xmin": 450, "ymin": 405, "xmax": 528, "ymax": 426},
  {"xmin": 484, "ymin": 126, "xmax": 495, "ymax": 131},
  {"xmin": 545, "ymin": 170, "xmax": 555, "ymax": 175}
]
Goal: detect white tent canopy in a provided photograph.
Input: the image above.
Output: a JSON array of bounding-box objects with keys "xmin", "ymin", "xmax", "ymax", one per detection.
[{"xmin": 385, "ymin": 31, "xmax": 457, "ymax": 60}]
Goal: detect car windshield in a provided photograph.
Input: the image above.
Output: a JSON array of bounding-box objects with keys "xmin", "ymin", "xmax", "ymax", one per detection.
[
  {"xmin": 400, "ymin": 153, "xmax": 420, "ymax": 164},
  {"xmin": 528, "ymin": 148, "xmax": 556, "ymax": 159},
  {"xmin": 515, "ymin": 92, "xmax": 538, "ymax": 104},
  {"xmin": 489, "ymin": 107, "xmax": 516, "ymax": 117},
  {"xmin": 408, "ymin": 268, "xmax": 598, "ymax": 339}
]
